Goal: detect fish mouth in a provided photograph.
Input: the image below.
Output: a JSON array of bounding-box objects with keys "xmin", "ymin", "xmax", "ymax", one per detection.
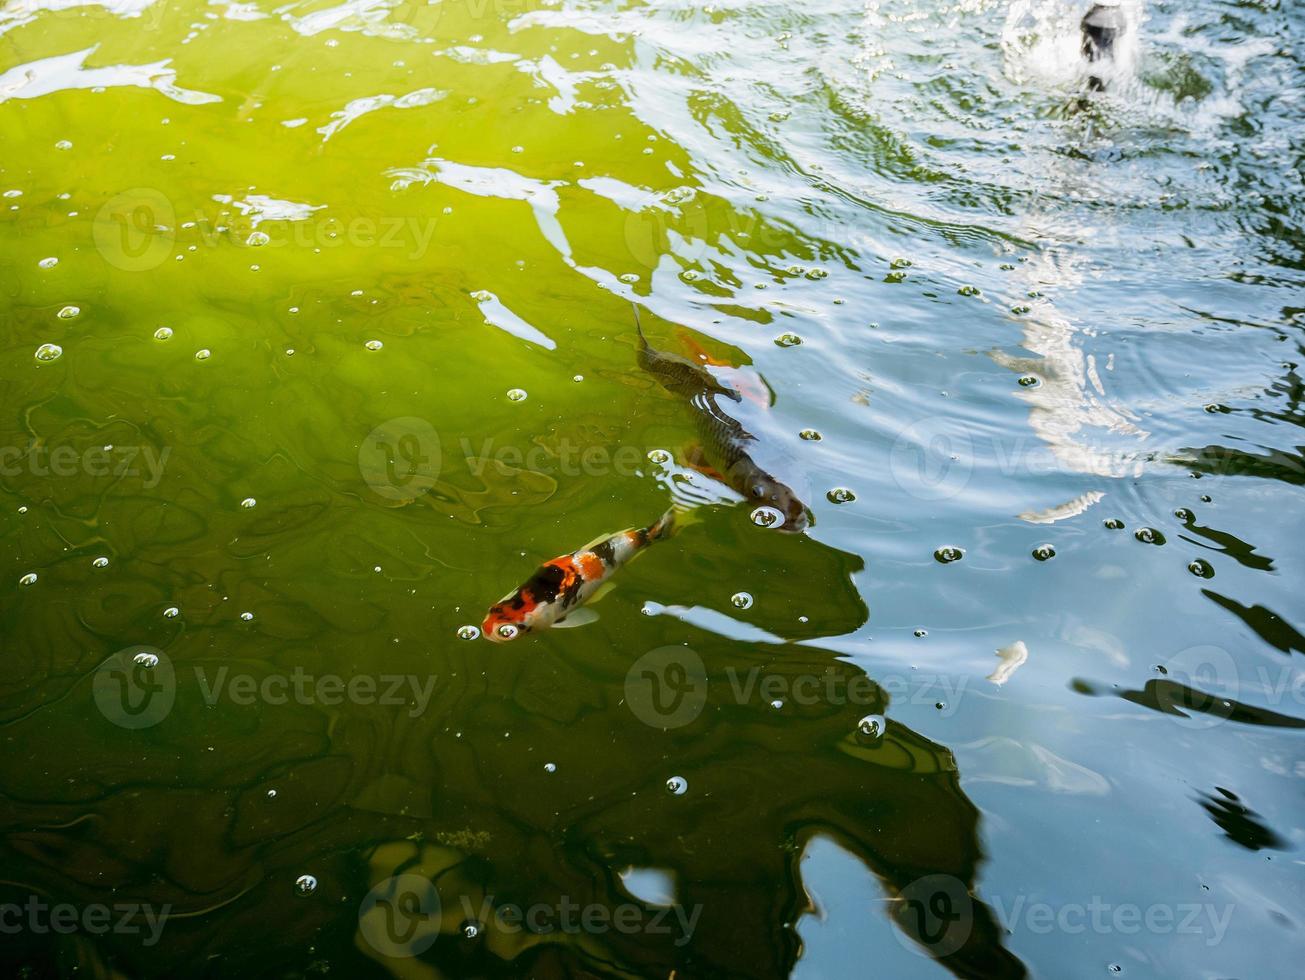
[{"xmin": 482, "ymin": 616, "xmax": 525, "ymax": 642}]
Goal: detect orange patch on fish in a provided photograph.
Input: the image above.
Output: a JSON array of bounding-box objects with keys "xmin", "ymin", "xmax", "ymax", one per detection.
[{"xmin": 578, "ymin": 552, "xmax": 605, "ymax": 580}]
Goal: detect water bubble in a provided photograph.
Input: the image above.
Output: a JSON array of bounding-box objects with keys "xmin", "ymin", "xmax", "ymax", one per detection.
[
  {"xmin": 1152, "ymin": 664, "xmax": 1168, "ymax": 675},
  {"xmin": 364, "ymin": 339, "xmax": 383, "ymax": 351},
  {"xmin": 92, "ymin": 556, "xmax": 109, "ymax": 568},
  {"xmin": 1188, "ymin": 559, "xmax": 1214, "ymax": 579},
  {"xmin": 1200, "ymin": 495, "xmax": 1212, "ymax": 503},
  {"xmin": 1018, "ymin": 375, "xmax": 1041, "ymax": 388},
  {"xmin": 914, "ymin": 628, "xmax": 927, "ymax": 637},
  {"xmin": 1174, "ymin": 508, "xmax": 1194, "ymax": 522},
  {"xmin": 240, "ymin": 497, "xmax": 257, "ymax": 509},
  {"xmin": 619, "ymin": 273, "xmax": 640, "ymax": 284},
  {"xmin": 769, "ymin": 699, "xmax": 784, "ymax": 710},
  {"xmin": 826, "ymin": 487, "xmax": 856, "ymax": 504},
  {"xmin": 1032, "ymin": 544, "xmax": 1056, "ymax": 561},
  {"xmin": 799, "ymin": 429, "xmax": 822, "ymax": 441},
  {"xmin": 18, "ymin": 572, "xmax": 38, "ymax": 587},
  {"xmin": 266, "ymin": 789, "xmax": 277, "ymax": 799},
  {"xmin": 804, "ymin": 268, "xmax": 828, "ymax": 280},
  {"xmin": 543, "ymin": 762, "xmax": 556, "ymax": 773},
  {"xmin": 774, "ymin": 332, "xmax": 803, "ymax": 348},
  {"xmin": 38, "ymin": 257, "xmax": 58, "ymax": 269},
  {"xmin": 730, "ymin": 591, "xmax": 753, "ymax": 609},
  {"xmin": 163, "ymin": 606, "xmax": 180, "ymax": 618},
  {"xmin": 153, "ymin": 326, "xmax": 173, "ymax": 340},
  {"xmin": 57, "ymin": 305, "xmax": 80, "ymax": 319},
  {"xmin": 934, "ymin": 546, "xmax": 965, "ymax": 564},
  {"xmin": 957, "ymin": 285, "xmax": 981, "ymax": 297},
  {"xmin": 646, "ymin": 449, "xmax": 671, "ymax": 465},
  {"xmin": 246, "ymin": 231, "xmax": 270, "ymax": 247},
  {"xmin": 750, "ymin": 506, "xmax": 783, "ymax": 528},
  {"xmin": 34, "ymin": 343, "xmax": 63, "ymax": 362},
  {"xmin": 195, "ymin": 348, "xmax": 211, "ymax": 360},
  {"xmin": 666, "ymin": 775, "xmax": 687, "ymax": 795},
  {"xmin": 457, "ymin": 624, "xmax": 481, "ymax": 640},
  {"xmin": 496, "ymin": 623, "xmax": 519, "ymax": 640},
  {"xmin": 572, "ymin": 374, "xmax": 583, "ymax": 382},
  {"xmin": 55, "ymin": 140, "xmax": 73, "ymax": 150},
  {"xmin": 1134, "ymin": 527, "xmax": 1165, "ymax": 545},
  {"xmin": 294, "ymin": 874, "xmax": 317, "ymax": 896},
  {"xmin": 462, "ymin": 921, "xmax": 480, "ymax": 939},
  {"xmin": 240, "ymin": 611, "xmax": 254, "ymax": 621},
  {"xmin": 133, "ymin": 651, "xmax": 159, "ymax": 668},
  {"xmin": 857, "ymin": 714, "xmax": 885, "ymax": 740},
  {"xmin": 1103, "ymin": 518, "xmax": 1125, "ymax": 530},
  {"xmin": 890, "ymin": 257, "xmax": 912, "ymax": 269},
  {"xmin": 506, "ymin": 388, "xmax": 528, "ymax": 402},
  {"xmin": 1203, "ymin": 404, "xmax": 1228, "ymax": 414},
  {"xmin": 935, "ymin": 702, "xmax": 947, "ymax": 711},
  {"xmin": 1011, "ymin": 305, "xmax": 1031, "ymax": 315},
  {"xmin": 17, "ymin": 506, "xmax": 27, "ymax": 514}
]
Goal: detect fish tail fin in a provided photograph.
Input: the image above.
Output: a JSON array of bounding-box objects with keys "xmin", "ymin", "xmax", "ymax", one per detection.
[
  {"xmin": 646, "ymin": 507, "xmax": 678, "ymax": 542},
  {"xmin": 632, "ymin": 302, "xmax": 648, "ymax": 350}
]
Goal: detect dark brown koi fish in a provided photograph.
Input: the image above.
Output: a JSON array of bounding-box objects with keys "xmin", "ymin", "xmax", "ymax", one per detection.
[{"xmin": 634, "ymin": 307, "xmax": 811, "ymax": 532}]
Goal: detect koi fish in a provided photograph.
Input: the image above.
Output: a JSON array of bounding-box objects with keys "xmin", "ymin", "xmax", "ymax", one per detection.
[
  {"xmin": 482, "ymin": 509, "xmax": 676, "ymax": 641},
  {"xmin": 634, "ymin": 307, "xmax": 811, "ymax": 532}
]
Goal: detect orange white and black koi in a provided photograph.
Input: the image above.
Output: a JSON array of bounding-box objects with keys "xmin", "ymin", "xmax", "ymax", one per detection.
[{"xmin": 482, "ymin": 510, "xmax": 676, "ymax": 642}]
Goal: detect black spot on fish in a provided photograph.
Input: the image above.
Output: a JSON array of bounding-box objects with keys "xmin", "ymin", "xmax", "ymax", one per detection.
[
  {"xmin": 592, "ymin": 539, "xmax": 617, "ymax": 566},
  {"xmin": 525, "ymin": 563, "xmax": 567, "ymax": 604}
]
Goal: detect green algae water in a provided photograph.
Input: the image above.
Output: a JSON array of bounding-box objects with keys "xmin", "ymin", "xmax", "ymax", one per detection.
[{"xmin": 2, "ymin": 0, "xmax": 1304, "ymax": 975}]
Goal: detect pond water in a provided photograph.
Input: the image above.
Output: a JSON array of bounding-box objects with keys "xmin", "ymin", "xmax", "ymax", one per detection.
[{"xmin": 2, "ymin": 0, "xmax": 1303, "ymax": 976}]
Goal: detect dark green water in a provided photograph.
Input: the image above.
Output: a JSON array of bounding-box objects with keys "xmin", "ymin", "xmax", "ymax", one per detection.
[{"xmin": 2, "ymin": 0, "xmax": 1303, "ymax": 976}]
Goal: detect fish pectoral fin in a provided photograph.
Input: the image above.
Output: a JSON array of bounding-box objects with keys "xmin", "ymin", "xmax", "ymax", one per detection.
[
  {"xmin": 675, "ymin": 328, "xmax": 732, "ymax": 368},
  {"xmin": 553, "ymin": 607, "xmax": 600, "ymax": 629},
  {"xmin": 682, "ymin": 443, "xmax": 728, "ymax": 484},
  {"xmin": 588, "ymin": 580, "xmax": 618, "ymax": 605}
]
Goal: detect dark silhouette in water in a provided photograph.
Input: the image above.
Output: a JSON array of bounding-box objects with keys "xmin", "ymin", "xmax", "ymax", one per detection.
[
  {"xmin": 1081, "ymin": 2, "xmax": 1127, "ymax": 91},
  {"xmin": 633, "ymin": 306, "xmax": 813, "ymax": 532}
]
